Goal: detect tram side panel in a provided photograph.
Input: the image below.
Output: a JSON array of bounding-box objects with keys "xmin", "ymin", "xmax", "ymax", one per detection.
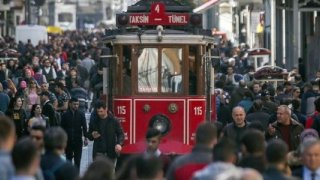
[
  {"xmin": 113, "ymin": 96, "xmax": 206, "ymax": 154},
  {"xmin": 113, "ymin": 99, "xmax": 132, "ymax": 147},
  {"xmin": 187, "ymin": 98, "xmax": 206, "ymax": 144}
]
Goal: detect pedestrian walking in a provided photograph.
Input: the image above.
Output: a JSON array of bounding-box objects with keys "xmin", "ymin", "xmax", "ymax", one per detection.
[
  {"xmin": 61, "ymin": 97, "xmax": 88, "ymax": 169},
  {"xmin": 88, "ymin": 102, "xmax": 124, "ymax": 166}
]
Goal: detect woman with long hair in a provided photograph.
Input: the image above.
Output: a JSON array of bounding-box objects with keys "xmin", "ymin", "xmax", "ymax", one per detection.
[
  {"xmin": 27, "ymin": 104, "xmax": 49, "ymax": 132},
  {"xmin": 65, "ymin": 68, "xmax": 83, "ymax": 90},
  {"xmin": 5, "ymin": 96, "xmax": 27, "ymax": 139},
  {"xmin": 292, "ymin": 87, "xmax": 301, "ymax": 101},
  {"xmin": 6, "ymin": 79, "xmax": 17, "ymax": 98},
  {"xmin": 23, "ymin": 79, "xmax": 41, "ymax": 115}
]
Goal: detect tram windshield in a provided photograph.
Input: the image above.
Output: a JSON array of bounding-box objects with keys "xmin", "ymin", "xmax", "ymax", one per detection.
[{"xmin": 137, "ymin": 47, "xmax": 182, "ymax": 93}]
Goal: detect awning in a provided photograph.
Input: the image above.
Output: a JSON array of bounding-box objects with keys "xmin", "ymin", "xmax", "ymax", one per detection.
[
  {"xmin": 47, "ymin": 26, "xmax": 63, "ymax": 34},
  {"xmin": 193, "ymin": 0, "xmax": 219, "ymax": 13}
]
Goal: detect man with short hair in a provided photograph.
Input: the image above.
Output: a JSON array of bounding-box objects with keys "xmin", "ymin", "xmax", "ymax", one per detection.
[
  {"xmin": 41, "ymin": 91, "xmax": 58, "ymax": 126},
  {"xmin": 246, "ymin": 99, "xmax": 270, "ymax": 131},
  {"xmin": 0, "ymin": 116, "xmax": 16, "ymax": 180},
  {"xmin": 61, "ymin": 97, "xmax": 88, "ymax": 169},
  {"xmin": 41, "ymin": 127, "xmax": 78, "ymax": 180},
  {"xmin": 88, "ymin": 102, "xmax": 124, "ymax": 164},
  {"xmin": 263, "ymin": 139, "xmax": 292, "ymax": 180},
  {"xmin": 54, "ymin": 82, "xmax": 70, "ymax": 113},
  {"xmin": 193, "ymin": 138, "xmax": 241, "ymax": 179},
  {"xmin": 145, "ymin": 128, "xmax": 171, "ymax": 174},
  {"xmin": 29, "ymin": 125, "xmax": 46, "ymax": 180},
  {"xmin": 226, "ymin": 66, "xmax": 243, "ymax": 86},
  {"xmin": 252, "ymin": 81, "xmax": 262, "ymax": 98},
  {"xmin": 69, "ymin": 81, "xmax": 88, "ymax": 113},
  {"xmin": 30, "ymin": 125, "xmax": 45, "ymax": 152},
  {"xmin": 223, "ymin": 106, "xmax": 250, "ymax": 147},
  {"xmin": 42, "ymin": 59, "xmax": 57, "ymax": 81},
  {"xmin": 238, "ymin": 129, "xmax": 266, "ymax": 173},
  {"xmin": 166, "ymin": 122, "xmax": 217, "ymax": 180},
  {"xmin": 11, "ymin": 137, "xmax": 40, "ymax": 180},
  {"xmin": 41, "ymin": 82, "xmax": 58, "ymax": 109},
  {"xmin": 267, "ymin": 105, "xmax": 304, "ymax": 151},
  {"xmin": 292, "ymin": 139, "xmax": 320, "ymax": 179}
]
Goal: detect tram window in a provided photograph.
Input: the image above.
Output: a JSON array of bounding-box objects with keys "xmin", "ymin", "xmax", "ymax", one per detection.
[
  {"xmin": 189, "ymin": 46, "xmax": 197, "ymax": 95},
  {"xmin": 138, "ymin": 48, "xmax": 159, "ymax": 93},
  {"xmin": 122, "ymin": 46, "xmax": 132, "ymax": 95},
  {"xmin": 161, "ymin": 48, "xmax": 182, "ymax": 93}
]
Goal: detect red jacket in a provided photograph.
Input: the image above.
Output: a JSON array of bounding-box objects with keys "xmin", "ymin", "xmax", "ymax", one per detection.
[{"xmin": 306, "ymin": 111, "xmax": 319, "ymax": 128}]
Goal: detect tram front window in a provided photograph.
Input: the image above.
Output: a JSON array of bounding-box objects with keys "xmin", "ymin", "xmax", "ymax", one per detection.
[
  {"xmin": 137, "ymin": 47, "xmax": 182, "ymax": 93},
  {"xmin": 161, "ymin": 48, "xmax": 182, "ymax": 93},
  {"xmin": 138, "ymin": 48, "xmax": 159, "ymax": 92}
]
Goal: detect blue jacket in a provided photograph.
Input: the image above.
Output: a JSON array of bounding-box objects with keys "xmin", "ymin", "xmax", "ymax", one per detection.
[{"xmin": 0, "ymin": 150, "xmax": 15, "ymax": 180}]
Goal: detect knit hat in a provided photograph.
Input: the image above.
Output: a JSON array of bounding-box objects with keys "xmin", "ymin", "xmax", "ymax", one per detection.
[
  {"xmin": 20, "ymin": 81, "xmax": 27, "ymax": 88},
  {"xmin": 300, "ymin": 129, "xmax": 319, "ymax": 143}
]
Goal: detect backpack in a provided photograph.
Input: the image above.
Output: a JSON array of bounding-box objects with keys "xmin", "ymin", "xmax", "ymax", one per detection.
[
  {"xmin": 306, "ymin": 113, "xmax": 320, "ymax": 128},
  {"xmin": 43, "ymin": 160, "xmax": 65, "ymax": 180}
]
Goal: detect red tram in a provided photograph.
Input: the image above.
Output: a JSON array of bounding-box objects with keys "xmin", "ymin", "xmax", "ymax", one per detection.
[{"xmin": 101, "ymin": 0, "xmax": 216, "ymax": 155}]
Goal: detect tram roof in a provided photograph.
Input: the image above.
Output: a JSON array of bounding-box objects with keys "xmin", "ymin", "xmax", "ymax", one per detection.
[{"xmin": 102, "ymin": 29, "xmax": 215, "ymax": 45}]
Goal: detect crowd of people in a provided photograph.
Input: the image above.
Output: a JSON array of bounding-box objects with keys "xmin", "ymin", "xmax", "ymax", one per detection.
[
  {"xmin": 1, "ymin": 29, "xmax": 320, "ymax": 180},
  {"xmin": 0, "ymin": 32, "xmax": 128, "ymax": 179}
]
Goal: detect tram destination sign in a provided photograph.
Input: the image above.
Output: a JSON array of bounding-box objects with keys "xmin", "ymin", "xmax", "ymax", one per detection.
[{"xmin": 128, "ymin": 3, "xmax": 190, "ymax": 26}]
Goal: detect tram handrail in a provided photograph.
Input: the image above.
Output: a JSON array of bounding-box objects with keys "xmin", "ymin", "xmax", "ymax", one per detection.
[{"xmin": 202, "ymin": 54, "xmax": 217, "ymax": 122}]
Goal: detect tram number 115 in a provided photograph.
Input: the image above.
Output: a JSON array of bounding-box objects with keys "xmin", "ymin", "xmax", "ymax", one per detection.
[
  {"xmin": 194, "ymin": 107, "xmax": 202, "ymax": 116},
  {"xmin": 117, "ymin": 106, "xmax": 126, "ymax": 115}
]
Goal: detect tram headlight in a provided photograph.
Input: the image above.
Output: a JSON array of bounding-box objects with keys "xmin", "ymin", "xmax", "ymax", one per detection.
[
  {"xmin": 190, "ymin": 14, "xmax": 202, "ymax": 27},
  {"xmin": 116, "ymin": 14, "xmax": 129, "ymax": 27},
  {"xmin": 149, "ymin": 114, "xmax": 171, "ymax": 136}
]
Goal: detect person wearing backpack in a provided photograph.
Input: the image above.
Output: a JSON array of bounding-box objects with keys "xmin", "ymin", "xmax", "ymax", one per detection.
[{"xmin": 41, "ymin": 127, "xmax": 78, "ymax": 180}]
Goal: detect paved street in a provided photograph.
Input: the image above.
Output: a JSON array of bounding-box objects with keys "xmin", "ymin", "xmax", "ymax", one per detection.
[
  {"xmin": 80, "ymin": 141, "xmax": 93, "ymax": 176},
  {"xmin": 79, "ymin": 112, "xmax": 93, "ymax": 176}
]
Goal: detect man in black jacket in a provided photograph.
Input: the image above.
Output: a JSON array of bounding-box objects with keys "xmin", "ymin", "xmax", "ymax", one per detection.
[
  {"xmin": 41, "ymin": 91, "xmax": 58, "ymax": 126},
  {"xmin": 61, "ymin": 97, "xmax": 88, "ymax": 169},
  {"xmin": 223, "ymin": 106, "xmax": 250, "ymax": 148},
  {"xmin": 88, "ymin": 102, "xmax": 124, "ymax": 165}
]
